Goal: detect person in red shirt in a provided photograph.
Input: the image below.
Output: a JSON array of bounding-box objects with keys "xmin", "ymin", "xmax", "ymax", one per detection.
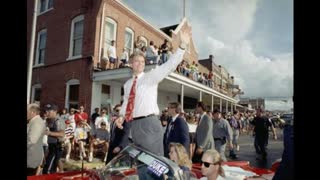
[{"xmin": 75, "ymin": 105, "xmax": 88, "ymax": 125}]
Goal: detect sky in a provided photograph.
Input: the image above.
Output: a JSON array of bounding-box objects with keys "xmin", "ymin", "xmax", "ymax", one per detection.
[{"xmin": 122, "ymin": 0, "xmax": 293, "ymax": 111}]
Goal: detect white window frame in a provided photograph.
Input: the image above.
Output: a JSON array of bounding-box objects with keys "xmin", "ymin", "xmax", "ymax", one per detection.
[
  {"xmin": 34, "ymin": 29, "xmax": 47, "ymax": 67},
  {"xmin": 38, "ymin": 0, "xmax": 54, "ymax": 15},
  {"xmin": 68, "ymin": 15, "xmax": 84, "ymax": 60},
  {"xmin": 139, "ymin": 36, "xmax": 148, "ymax": 48},
  {"xmin": 65, "ymin": 79, "xmax": 80, "ymax": 109},
  {"xmin": 124, "ymin": 27, "xmax": 135, "ymax": 55},
  {"xmin": 103, "ymin": 17, "xmax": 117, "ymax": 58},
  {"xmin": 31, "ymin": 84, "xmax": 42, "ymax": 104}
]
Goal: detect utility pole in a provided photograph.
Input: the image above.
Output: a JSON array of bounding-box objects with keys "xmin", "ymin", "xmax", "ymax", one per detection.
[
  {"xmin": 27, "ymin": 0, "xmax": 39, "ymax": 104},
  {"xmin": 183, "ymin": 0, "xmax": 186, "ymax": 18}
]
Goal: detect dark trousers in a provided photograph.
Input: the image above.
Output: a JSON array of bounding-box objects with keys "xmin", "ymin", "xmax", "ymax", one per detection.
[
  {"xmin": 254, "ymin": 134, "xmax": 268, "ymax": 156},
  {"xmin": 27, "ymin": 167, "xmax": 37, "ymax": 176},
  {"xmin": 42, "ymin": 143, "xmax": 62, "ymax": 174},
  {"xmin": 130, "ymin": 116, "xmax": 164, "ymax": 156},
  {"xmin": 192, "ymin": 144, "xmax": 204, "ymax": 163}
]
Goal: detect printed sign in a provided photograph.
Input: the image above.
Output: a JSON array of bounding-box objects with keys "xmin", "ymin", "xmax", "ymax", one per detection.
[
  {"xmin": 128, "ymin": 148, "xmax": 140, "ymax": 158},
  {"xmin": 147, "ymin": 160, "xmax": 169, "ymax": 177}
]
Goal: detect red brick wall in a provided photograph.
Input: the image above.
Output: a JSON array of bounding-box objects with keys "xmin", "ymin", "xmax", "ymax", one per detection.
[{"xmin": 27, "ymin": 0, "xmax": 102, "ymax": 114}]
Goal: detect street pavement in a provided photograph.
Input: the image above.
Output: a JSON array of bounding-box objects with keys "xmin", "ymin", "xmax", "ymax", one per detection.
[{"xmin": 226, "ymin": 128, "xmax": 284, "ymax": 169}]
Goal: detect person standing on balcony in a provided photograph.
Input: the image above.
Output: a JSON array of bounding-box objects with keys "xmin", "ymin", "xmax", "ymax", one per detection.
[
  {"xmin": 108, "ymin": 40, "xmax": 117, "ymax": 69},
  {"xmin": 114, "ymin": 28, "xmax": 192, "ymax": 156}
]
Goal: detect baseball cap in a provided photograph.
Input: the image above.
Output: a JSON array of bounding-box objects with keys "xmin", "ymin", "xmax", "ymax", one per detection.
[{"xmin": 45, "ymin": 104, "xmax": 58, "ymax": 111}]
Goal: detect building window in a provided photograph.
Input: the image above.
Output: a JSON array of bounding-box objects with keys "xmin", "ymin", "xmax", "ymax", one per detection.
[
  {"xmin": 68, "ymin": 15, "xmax": 84, "ymax": 59},
  {"xmin": 31, "ymin": 84, "xmax": 41, "ymax": 104},
  {"xmin": 140, "ymin": 36, "xmax": 148, "ymax": 48},
  {"xmin": 103, "ymin": 18, "xmax": 117, "ymax": 58},
  {"xmin": 65, "ymin": 79, "xmax": 80, "ymax": 110},
  {"xmin": 39, "ymin": 0, "xmax": 53, "ymax": 14},
  {"xmin": 124, "ymin": 27, "xmax": 134, "ymax": 55},
  {"xmin": 35, "ymin": 29, "xmax": 47, "ymax": 66}
]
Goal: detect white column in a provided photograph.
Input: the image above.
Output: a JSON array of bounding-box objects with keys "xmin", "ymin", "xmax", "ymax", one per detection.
[
  {"xmin": 27, "ymin": 0, "xmax": 39, "ymax": 104},
  {"xmin": 211, "ymin": 95, "xmax": 214, "ymax": 111},
  {"xmin": 226, "ymin": 101, "xmax": 229, "ymax": 113},
  {"xmin": 181, "ymin": 84, "xmax": 184, "ymax": 110},
  {"xmin": 90, "ymin": 82, "xmax": 102, "ymax": 113},
  {"xmin": 220, "ymin": 98, "xmax": 222, "ymax": 112},
  {"xmin": 199, "ymin": 91, "xmax": 202, "ymax": 101}
]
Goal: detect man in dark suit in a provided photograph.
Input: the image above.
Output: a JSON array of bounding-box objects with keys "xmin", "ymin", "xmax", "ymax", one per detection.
[
  {"xmin": 163, "ymin": 102, "xmax": 190, "ymax": 158},
  {"xmin": 105, "ymin": 104, "xmax": 129, "ymax": 164},
  {"xmin": 192, "ymin": 101, "xmax": 214, "ymax": 163}
]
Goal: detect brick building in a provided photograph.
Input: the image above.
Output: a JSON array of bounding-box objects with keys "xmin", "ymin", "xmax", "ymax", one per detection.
[{"xmin": 28, "ymin": 0, "xmax": 240, "ymax": 115}]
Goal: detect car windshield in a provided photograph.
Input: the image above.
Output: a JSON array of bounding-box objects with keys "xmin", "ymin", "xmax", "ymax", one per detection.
[{"xmin": 95, "ymin": 145, "xmax": 181, "ymax": 179}]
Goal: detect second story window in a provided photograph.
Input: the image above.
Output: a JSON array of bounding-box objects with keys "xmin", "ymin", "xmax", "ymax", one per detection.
[
  {"xmin": 35, "ymin": 29, "xmax": 47, "ymax": 66},
  {"xmin": 104, "ymin": 18, "xmax": 117, "ymax": 58},
  {"xmin": 39, "ymin": 0, "xmax": 53, "ymax": 14},
  {"xmin": 124, "ymin": 27, "xmax": 134, "ymax": 55},
  {"xmin": 69, "ymin": 15, "xmax": 84, "ymax": 59}
]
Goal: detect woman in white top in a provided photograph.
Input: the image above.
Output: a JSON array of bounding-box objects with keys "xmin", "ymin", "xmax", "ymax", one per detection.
[{"xmin": 186, "ymin": 114, "xmax": 197, "ymax": 159}]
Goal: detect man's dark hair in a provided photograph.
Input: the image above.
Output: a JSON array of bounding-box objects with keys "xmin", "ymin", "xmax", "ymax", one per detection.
[
  {"xmin": 113, "ymin": 104, "xmax": 122, "ymax": 111},
  {"xmin": 213, "ymin": 109, "xmax": 221, "ymax": 114},
  {"xmin": 233, "ymin": 110, "xmax": 238, "ymax": 115},
  {"xmin": 196, "ymin": 101, "xmax": 206, "ymax": 111},
  {"xmin": 168, "ymin": 102, "xmax": 182, "ymax": 114}
]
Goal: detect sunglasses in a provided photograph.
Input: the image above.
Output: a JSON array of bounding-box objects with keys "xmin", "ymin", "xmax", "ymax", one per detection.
[{"xmin": 201, "ymin": 161, "xmax": 216, "ymax": 168}]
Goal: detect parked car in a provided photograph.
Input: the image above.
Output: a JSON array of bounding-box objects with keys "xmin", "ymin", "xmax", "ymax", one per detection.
[{"xmin": 28, "ymin": 144, "xmax": 277, "ymax": 180}]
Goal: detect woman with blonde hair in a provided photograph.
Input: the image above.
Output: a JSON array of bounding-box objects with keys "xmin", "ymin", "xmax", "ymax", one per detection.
[
  {"xmin": 169, "ymin": 143, "xmax": 192, "ymax": 179},
  {"xmin": 201, "ymin": 149, "xmax": 257, "ymax": 180},
  {"xmin": 200, "ymin": 149, "xmax": 225, "ymax": 180}
]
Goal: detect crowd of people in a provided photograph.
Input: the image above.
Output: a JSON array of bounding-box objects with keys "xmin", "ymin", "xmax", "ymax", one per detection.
[{"xmin": 27, "ymin": 28, "xmax": 291, "ymax": 179}]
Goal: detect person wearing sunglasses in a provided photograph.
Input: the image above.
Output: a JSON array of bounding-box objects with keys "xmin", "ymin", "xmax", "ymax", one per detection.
[
  {"xmin": 200, "ymin": 149, "xmax": 225, "ymax": 180},
  {"xmin": 201, "ymin": 149, "xmax": 258, "ymax": 180}
]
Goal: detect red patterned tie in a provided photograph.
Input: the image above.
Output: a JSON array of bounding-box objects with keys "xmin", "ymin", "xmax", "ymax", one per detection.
[{"xmin": 125, "ymin": 76, "xmax": 138, "ymax": 122}]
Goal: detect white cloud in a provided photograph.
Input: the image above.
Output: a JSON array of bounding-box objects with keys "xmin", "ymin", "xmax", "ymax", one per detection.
[
  {"xmin": 206, "ymin": 0, "xmax": 258, "ymax": 43},
  {"xmin": 206, "ymin": 38, "xmax": 293, "ymax": 98}
]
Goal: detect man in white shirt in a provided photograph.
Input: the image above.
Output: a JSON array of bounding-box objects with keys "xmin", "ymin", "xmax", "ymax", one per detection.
[
  {"xmin": 27, "ymin": 103, "xmax": 45, "ymax": 176},
  {"xmin": 115, "ymin": 28, "xmax": 191, "ymax": 156},
  {"xmin": 108, "ymin": 40, "xmax": 117, "ymax": 69}
]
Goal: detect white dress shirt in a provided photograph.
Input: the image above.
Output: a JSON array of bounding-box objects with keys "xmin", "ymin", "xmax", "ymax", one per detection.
[
  {"xmin": 120, "ymin": 48, "xmax": 185, "ymax": 118},
  {"xmin": 108, "ymin": 46, "xmax": 117, "ymax": 58}
]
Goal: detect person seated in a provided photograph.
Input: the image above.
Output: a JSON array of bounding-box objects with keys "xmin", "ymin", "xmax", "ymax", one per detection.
[
  {"xmin": 168, "ymin": 143, "xmax": 192, "ymax": 179},
  {"xmin": 74, "ymin": 121, "xmax": 91, "ymax": 160},
  {"xmin": 64, "ymin": 120, "xmax": 74, "ymax": 162},
  {"xmin": 88, "ymin": 121, "xmax": 110, "ymax": 162},
  {"xmin": 200, "ymin": 149, "xmax": 257, "ymax": 180}
]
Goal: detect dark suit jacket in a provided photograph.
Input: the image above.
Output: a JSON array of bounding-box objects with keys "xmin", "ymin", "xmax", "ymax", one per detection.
[
  {"xmin": 106, "ymin": 120, "xmax": 129, "ymax": 164},
  {"xmin": 163, "ymin": 116, "xmax": 190, "ymax": 158},
  {"xmin": 192, "ymin": 113, "xmax": 214, "ymax": 163}
]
